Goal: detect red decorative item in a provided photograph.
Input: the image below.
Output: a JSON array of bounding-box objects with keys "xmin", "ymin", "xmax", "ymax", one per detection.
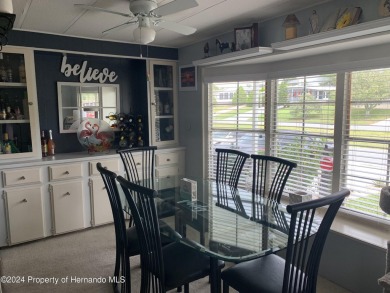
[{"xmin": 77, "ymin": 118, "xmax": 114, "ymax": 153}]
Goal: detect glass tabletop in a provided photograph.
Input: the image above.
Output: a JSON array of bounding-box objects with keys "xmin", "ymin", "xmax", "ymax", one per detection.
[{"xmin": 121, "ymin": 177, "xmax": 320, "ymax": 263}]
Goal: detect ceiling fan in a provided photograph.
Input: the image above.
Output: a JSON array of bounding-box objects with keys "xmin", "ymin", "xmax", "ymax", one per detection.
[{"xmin": 75, "ymin": 0, "xmax": 198, "ymax": 44}]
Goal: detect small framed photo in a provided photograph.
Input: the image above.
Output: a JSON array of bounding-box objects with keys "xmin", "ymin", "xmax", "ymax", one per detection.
[
  {"xmin": 234, "ymin": 23, "xmax": 258, "ymax": 51},
  {"xmin": 179, "ymin": 65, "xmax": 197, "ymax": 91}
]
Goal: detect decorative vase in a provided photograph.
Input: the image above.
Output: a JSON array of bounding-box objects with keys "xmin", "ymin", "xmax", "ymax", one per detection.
[{"xmin": 380, "ymin": 186, "xmax": 390, "ymax": 215}]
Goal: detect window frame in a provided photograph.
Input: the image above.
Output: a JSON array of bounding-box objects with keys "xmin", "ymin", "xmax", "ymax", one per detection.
[{"xmin": 57, "ymin": 82, "xmax": 120, "ymax": 133}]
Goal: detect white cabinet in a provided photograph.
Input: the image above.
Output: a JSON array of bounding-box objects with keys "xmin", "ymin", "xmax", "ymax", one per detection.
[
  {"xmin": 148, "ymin": 60, "xmax": 178, "ymax": 146},
  {"xmin": 155, "ymin": 149, "xmax": 185, "ymax": 189},
  {"xmin": 1, "ymin": 166, "xmax": 44, "ymax": 245},
  {"xmin": 48, "ymin": 162, "xmax": 84, "ymax": 234},
  {"xmin": 88, "ymin": 158, "xmax": 119, "ymax": 226},
  {"xmin": 0, "ymin": 150, "xmax": 182, "ymax": 246},
  {"xmin": 50, "ymin": 180, "xmax": 84, "ymax": 234},
  {"xmin": 0, "ymin": 47, "xmax": 41, "ymax": 161}
]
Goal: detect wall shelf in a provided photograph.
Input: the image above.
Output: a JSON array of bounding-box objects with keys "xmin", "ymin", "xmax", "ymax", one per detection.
[
  {"xmin": 193, "ymin": 47, "xmax": 273, "ymax": 67},
  {"xmin": 272, "ymin": 17, "xmax": 390, "ymax": 50},
  {"xmin": 193, "ymin": 17, "xmax": 390, "ymax": 68}
]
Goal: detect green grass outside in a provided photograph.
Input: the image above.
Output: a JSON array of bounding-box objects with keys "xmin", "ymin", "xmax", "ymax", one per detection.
[{"xmin": 344, "ymin": 193, "xmax": 387, "ymax": 218}]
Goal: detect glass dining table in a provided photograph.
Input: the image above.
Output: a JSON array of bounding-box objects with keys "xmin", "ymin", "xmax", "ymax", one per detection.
[{"xmin": 120, "ymin": 177, "xmax": 320, "ymax": 293}]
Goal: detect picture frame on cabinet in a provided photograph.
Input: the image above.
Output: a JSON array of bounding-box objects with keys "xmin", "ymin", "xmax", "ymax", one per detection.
[{"xmin": 179, "ymin": 65, "xmax": 197, "ymax": 91}]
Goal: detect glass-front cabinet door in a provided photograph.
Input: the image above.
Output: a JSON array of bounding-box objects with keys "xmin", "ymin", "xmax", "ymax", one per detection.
[
  {"xmin": 149, "ymin": 60, "xmax": 178, "ymax": 146},
  {"xmin": 0, "ymin": 47, "xmax": 40, "ymax": 161}
]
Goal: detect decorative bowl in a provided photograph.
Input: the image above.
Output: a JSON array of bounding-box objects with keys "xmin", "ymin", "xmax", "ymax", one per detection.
[{"xmin": 77, "ymin": 118, "xmax": 114, "ymax": 153}]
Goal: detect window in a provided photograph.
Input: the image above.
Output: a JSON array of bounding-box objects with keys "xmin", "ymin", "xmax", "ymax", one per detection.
[
  {"xmin": 273, "ymin": 74, "xmax": 336, "ymax": 197},
  {"xmin": 341, "ymin": 69, "xmax": 390, "ymax": 218},
  {"xmin": 208, "ymin": 81, "xmax": 266, "ymax": 188},
  {"xmin": 57, "ymin": 82, "xmax": 119, "ymax": 133},
  {"xmin": 207, "ymin": 69, "xmax": 390, "ymax": 221}
]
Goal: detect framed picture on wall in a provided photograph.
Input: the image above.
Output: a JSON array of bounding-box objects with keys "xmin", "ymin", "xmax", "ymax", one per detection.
[
  {"xmin": 234, "ymin": 23, "xmax": 258, "ymax": 51},
  {"xmin": 179, "ymin": 65, "xmax": 197, "ymax": 91}
]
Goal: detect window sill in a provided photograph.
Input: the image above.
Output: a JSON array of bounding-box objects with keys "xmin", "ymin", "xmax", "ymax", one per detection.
[
  {"xmin": 283, "ymin": 195, "xmax": 390, "ymax": 249},
  {"xmin": 330, "ymin": 210, "xmax": 390, "ymax": 250}
]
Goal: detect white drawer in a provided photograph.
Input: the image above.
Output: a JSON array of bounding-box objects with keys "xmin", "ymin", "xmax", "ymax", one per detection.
[
  {"xmin": 89, "ymin": 159, "xmax": 119, "ymax": 176},
  {"xmin": 49, "ymin": 163, "xmax": 82, "ymax": 181},
  {"xmin": 155, "ymin": 166, "xmax": 179, "ymax": 178},
  {"xmin": 2, "ymin": 168, "xmax": 41, "ymax": 187},
  {"xmin": 156, "ymin": 152, "xmax": 180, "ymax": 167}
]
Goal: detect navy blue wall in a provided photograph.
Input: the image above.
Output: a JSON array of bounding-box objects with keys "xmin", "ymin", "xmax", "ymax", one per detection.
[
  {"xmin": 8, "ymin": 30, "xmax": 178, "ymax": 153},
  {"xmin": 9, "ymin": 30, "xmax": 178, "ymax": 60},
  {"xmin": 34, "ymin": 51, "xmax": 148, "ymax": 153}
]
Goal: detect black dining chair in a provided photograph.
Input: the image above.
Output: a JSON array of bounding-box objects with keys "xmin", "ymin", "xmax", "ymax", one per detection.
[
  {"xmin": 117, "ymin": 175, "xmax": 225, "ymax": 293},
  {"xmin": 251, "ymin": 154, "xmax": 297, "ymax": 203},
  {"xmin": 215, "ymin": 182, "xmax": 248, "ymax": 218},
  {"xmin": 221, "ymin": 189, "xmax": 350, "ymax": 293},
  {"xmin": 117, "ymin": 146, "xmax": 157, "ymax": 189},
  {"xmin": 117, "ymin": 146, "xmax": 175, "ymax": 225},
  {"xmin": 97, "ymin": 162, "xmax": 132, "ymax": 293},
  {"xmin": 215, "ymin": 148, "xmax": 250, "ymax": 188}
]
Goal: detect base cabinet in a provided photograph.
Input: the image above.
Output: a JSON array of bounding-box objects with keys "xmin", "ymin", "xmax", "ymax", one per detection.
[
  {"xmin": 3, "ymin": 187, "xmax": 44, "ymax": 244},
  {"xmin": 50, "ymin": 181, "xmax": 84, "ymax": 234},
  {"xmin": 0, "ymin": 148, "xmax": 184, "ymax": 246},
  {"xmin": 89, "ymin": 177, "xmax": 113, "ymax": 226},
  {"xmin": 88, "ymin": 158, "xmax": 119, "ymax": 226}
]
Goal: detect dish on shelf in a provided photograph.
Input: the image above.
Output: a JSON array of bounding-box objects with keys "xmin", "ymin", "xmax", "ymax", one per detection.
[{"xmin": 77, "ymin": 118, "xmax": 114, "ymax": 153}]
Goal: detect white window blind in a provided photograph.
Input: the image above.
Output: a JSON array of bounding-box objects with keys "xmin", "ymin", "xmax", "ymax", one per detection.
[
  {"xmin": 273, "ymin": 75, "xmax": 336, "ymax": 197},
  {"xmin": 341, "ymin": 69, "xmax": 390, "ymax": 218},
  {"xmin": 208, "ymin": 81, "xmax": 266, "ymax": 188},
  {"xmin": 207, "ymin": 69, "xmax": 390, "ymax": 221}
]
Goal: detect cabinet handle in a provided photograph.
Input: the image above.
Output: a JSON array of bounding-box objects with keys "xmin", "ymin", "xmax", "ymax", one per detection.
[
  {"xmin": 64, "ymin": 192, "xmax": 70, "ymax": 196},
  {"xmin": 21, "ymin": 198, "xmax": 28, "ymax": 203},
  {"xmin": 136, "ymin": 162, "xmax": 141, "ymax": 165},
  {"xmin": 64, "ymin": 171, "xmax": 70, "ymax": 175},
  {"xmin": 151, "ymin": 102, "xmax": 156, "ymax": 106},
  {"xmin": 20, "ymin": 176, "xmax": 26, "ymax": 180},
  {"xmin": 28, "ymin": 102, "xmax": 33, "ymax": 106},
  {"xmin": 166, "ymin": 159, "xmax": 170, "ymax": 162}
]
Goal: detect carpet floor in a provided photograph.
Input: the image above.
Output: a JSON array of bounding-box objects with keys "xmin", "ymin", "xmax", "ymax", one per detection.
[{"xmin": 0, "ymin": 224, "xmax": 350, "ymax": 293}]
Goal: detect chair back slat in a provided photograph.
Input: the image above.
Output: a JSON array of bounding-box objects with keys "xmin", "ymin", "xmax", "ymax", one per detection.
[
  {"xmin": 283, "ymin": 189, "xmax": 349, "ymax": 293},
  {"xmin": 215, "ymin": 148, "xmax": 250, "ymax": 188},
  {"xmin": 117, "ymin": 175, "xmax": 165, "ymax": 293},
  {"xmin": 251, "ymin": 155, "xmax": 297, "ymax": 203},
  {"xmin": 97, "ymin": 163, "xmax": 130, "ymax": 293},
  {"xmin": 215, "ymin": 182, "xmax": 248, "ymax": 217},
  {"xmin": 117, "ymin": 146, "xmax": 157, "ymax": 188}
]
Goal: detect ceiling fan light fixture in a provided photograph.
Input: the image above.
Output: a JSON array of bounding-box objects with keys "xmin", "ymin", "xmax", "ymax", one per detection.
[
  {"xmin": 133, "ymin": 26, "xmax": 156, "ymax": 44},
  {"xmin": 133, "ymin": 16, "xmax": 156, "ymax": 44},
  {"xmin": 0, "ymin": 0, "xmax": 15, "ymax": 51}
]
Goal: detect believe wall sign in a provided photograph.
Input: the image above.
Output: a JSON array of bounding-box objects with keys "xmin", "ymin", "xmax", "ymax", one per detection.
[{"xmin": 60, "ymin": 55, "xmax": 118, "ymax": 83}]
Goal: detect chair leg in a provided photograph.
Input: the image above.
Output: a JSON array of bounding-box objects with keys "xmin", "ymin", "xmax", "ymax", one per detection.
[
  {"xmin": 184, "ymin": 283, "xmax": 190, "ymax": 293},
  {"xmin": 223, "ymin": 281, "xmax": 229, "ymax": 293}
]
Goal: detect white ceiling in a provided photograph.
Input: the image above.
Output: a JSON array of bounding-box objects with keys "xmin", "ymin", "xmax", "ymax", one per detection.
[{"xmin": 12, "ymin": 0, "xmax": 331, "ymax": 48}]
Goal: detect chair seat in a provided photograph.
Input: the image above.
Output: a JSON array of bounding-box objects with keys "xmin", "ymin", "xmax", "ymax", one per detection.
[
  {"xmin": 126, "ymin": 226, "xmax": 173, "ymax": 257},
  {"xmin": 221, "ymin": 254, "xmax": 285, "ymax": 293},
  {"xmin": 163, "ymin": 242, "xmax": 225, "ymax": 291}
]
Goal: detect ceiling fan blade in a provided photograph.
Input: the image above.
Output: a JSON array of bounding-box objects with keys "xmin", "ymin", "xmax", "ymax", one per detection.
[
  {"xmin": 74, "ymin": 4, "xmax": 134, "ymax": 18},
  {"xmin": 152, "ymin": 0, "xmax": 199, "ymax": 16},
  {"xmin": 102, "ymin": 20, "xmax": 138, "ymax": 35},
  {"xmin": 154, "ymin": 20, "xmax": 196, "ymax": 35}
]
